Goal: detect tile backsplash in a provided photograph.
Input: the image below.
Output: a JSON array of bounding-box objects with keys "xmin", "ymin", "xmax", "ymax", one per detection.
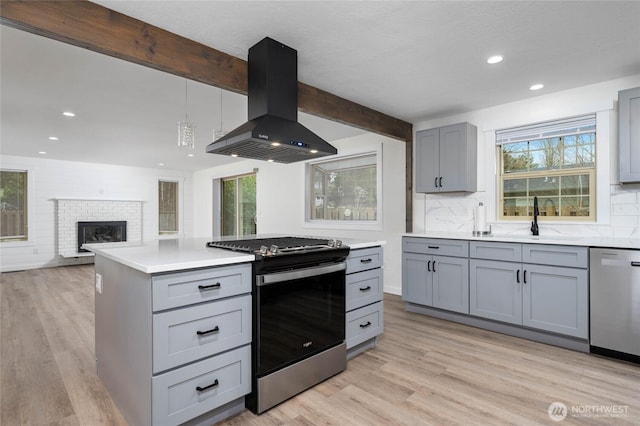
[{"xmin": 420, "ymin": 184, "xmax": 640, "ymax": 239}]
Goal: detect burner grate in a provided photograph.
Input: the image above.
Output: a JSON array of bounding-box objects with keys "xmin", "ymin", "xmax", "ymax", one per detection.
[{"xmin": 206, "ymin": 236, "xmax": 331, "ymax": 253}]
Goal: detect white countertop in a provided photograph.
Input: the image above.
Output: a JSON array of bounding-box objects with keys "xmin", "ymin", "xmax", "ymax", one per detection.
[
  {"xmin": 403, "ymin": 231, "xmax": 640, "ymax": 250},
  {"xmin": 83, "ymin": 236, "xmax": 385, "ymax": 274}
]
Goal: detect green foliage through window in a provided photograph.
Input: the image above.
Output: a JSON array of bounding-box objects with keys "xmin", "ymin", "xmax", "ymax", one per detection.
[{"xmin": 0, "ymin": 170, "xmax": 28, "ymax": 241}]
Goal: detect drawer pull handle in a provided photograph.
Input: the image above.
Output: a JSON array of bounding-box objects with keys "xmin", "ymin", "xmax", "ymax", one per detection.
[
  {"xmin": 427, "ymin": 246, "xmax": 439, "ymax": 249},
  {"xmin": 198, "ymin": 282, "xmax": 221, "ymax": 291},
  {"xmin": 196, "ymin": 379, "xmax": 219, "ymax": 392},
  {"xmin": 360, "ymin": 258, "xmax": 373, "ymax": 264},
  {"xmin": 360, "ymin": 321, "xmax": 372, "ymax": 328},
  {"xmin": 359, "ymin": 285, "xmax": 372, "ymax": 292},
  {"xmin": 196, "ymin": 326, "xmax": 220, "ymax": 336},
  {"xmin": 631, "ymin": 262, "xmax": 640, "ymax": 267}
]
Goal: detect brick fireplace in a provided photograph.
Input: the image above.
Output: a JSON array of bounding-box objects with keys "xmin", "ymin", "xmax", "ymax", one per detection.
[{"xmin": 56, "ymin": 199, "xmax": 143, "ymax": 257}]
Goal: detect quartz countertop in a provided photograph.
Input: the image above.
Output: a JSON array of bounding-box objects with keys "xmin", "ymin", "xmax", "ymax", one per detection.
[
  {"xmin": 83, "ymin": 236, "xmax": 385, "ymax": 274},
  {"xmin": 403, "ymin": 231, "xmax": 640, "ymax": 250}
]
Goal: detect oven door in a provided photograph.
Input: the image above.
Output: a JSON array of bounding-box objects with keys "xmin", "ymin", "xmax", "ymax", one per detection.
[{"xmin": 256, "ymin": 262, "xmax": 346, "ymax": 377}]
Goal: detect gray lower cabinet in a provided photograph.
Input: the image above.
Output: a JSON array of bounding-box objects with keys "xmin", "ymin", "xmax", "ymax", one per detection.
[
  {"xmin": 469, "ymin": 242, "xmax": 588, "ymax": 339},
  {"xmin": 95, "ymin": 257, "xmax": 252, "ymax": 426},
  {"xmin": 345, "ymin": 246, "xmax": 384, "ymax": 358},
  {"xmin": 402, "ymin": 237, "xmax": 469, "ymax": 314}
]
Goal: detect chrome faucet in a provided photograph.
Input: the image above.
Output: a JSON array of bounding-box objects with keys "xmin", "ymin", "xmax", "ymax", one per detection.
[{"xmin": 531, "ymin": 196, "xmax": 540, "ymax": 236}]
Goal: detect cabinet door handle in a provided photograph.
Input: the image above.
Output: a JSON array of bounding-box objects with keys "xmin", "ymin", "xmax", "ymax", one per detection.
[
  {"xmin": 439, "ymin": 177, "xmax": 443, "ymax": 187},
  {"xmin": 516, "ymin": 269, "xmax": 520, "ymax": 283},
  {"xmin": 359, "ymin": 285, "xmax": 372, "ymax": 292},
  {"xmin": 433, "ymin": 261, "xmax": 436, "ymax": 273},
  {"xmin": 198, "ymin": 282, "xmax": 221, "ymax": 291},
  {"xmin": 523, "ymin": 270, "xmax": 527, "ymax": 284},
  {"xmin": 360, "ymin": 258, "xmax": 373, "ymax": 264},
  {"xmin": 196, "ymin": 379, "xmax": 219, "ymax": 392},
  {"xmin": 427, "ymin": 260, "xmax": 431, "ymax": 272},
  {"xmin": 196, "ymin": 326, "xmax": 220, "ymax": 336},
  {"xmin": 435, "ymin": 177, "xmax": 438, "ymax": 188},
  {"xmin": 360, "ymin": 321, "xmax": 372, "ymax": 328}
]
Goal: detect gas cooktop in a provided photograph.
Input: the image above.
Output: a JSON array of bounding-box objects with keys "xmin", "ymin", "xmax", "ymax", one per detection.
[{"xmin": 206, "ymin": 236, "xmax": 345, "ymax": 257}]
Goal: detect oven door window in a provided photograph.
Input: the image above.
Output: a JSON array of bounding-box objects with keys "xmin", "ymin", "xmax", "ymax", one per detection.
[{"xmin": 257, "ymin": 268, "xmax": 345, "ymax": 377}]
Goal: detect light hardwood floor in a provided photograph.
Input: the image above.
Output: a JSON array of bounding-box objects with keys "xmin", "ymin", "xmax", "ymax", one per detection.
[{"xmin": 1, "ymin": 265, "xmax": 639, "ymax": 425}]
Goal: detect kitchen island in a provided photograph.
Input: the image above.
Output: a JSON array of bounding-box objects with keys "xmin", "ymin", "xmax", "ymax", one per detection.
[{"xmin": 84, "ymin": 236, "xmax": 384, "ymax": 426}]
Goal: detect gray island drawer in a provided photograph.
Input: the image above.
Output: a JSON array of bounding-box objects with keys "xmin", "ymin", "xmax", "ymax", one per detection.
[
  {"xmin": 152, "ymin": 264, "xmax": 251, "ymax": 311},
  {"xmin": 346, "ymin": 301, "xmax": 383, "ymax": 349},
  {"xmin": 403, "ymin": 237, "xmax": 469, "ymax": 257},
  {"xmin": 152, "ymin": 295, "xmax": 251, "ymax": 373},
  {"xmin": 346, "ymin": 246, "xmax": 383, "ymax": 274},
  {"xmin": 152, "ymin": 344, "xmax": 251, "ymax": 426}
]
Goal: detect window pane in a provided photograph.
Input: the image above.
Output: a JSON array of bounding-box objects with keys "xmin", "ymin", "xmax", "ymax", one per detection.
[
  {"xmin": 239, "ymin": 175, "xmax": 256, "ymax": 236},
  {"xmin": 0, "ymin": 170, "xmax": 28, "ymax": 240},
  {"xmin": 309, "ymin": 154, "xmax": 377, "ymax": 222},
  {"xmin": 221, "ymin": 179, "xmax": 237, "ymax": 236},
  {"xmin": 158, "ymin": 181, "xmax": 178, "ymax": 235},
  {"xmin": 500, "ymin": 128, "xmax": 595, "ymax": 221}
]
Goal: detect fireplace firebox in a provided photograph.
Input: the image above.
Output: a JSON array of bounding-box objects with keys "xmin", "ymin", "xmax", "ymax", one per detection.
[{"xmin": 77, "ymin": 221, "xmax": 127, "ymax": 252}]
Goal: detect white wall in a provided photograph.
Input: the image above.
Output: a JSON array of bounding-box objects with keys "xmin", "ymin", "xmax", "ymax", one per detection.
[
  {"xmin": 412, "ymin": 74, "xmax": 640, "ymax": 238},
  {"xmin": 0, "ymin": 155, "xmax": 193, "ymax": 272},
  {"xmin": 193, "ymin": 133, "xmax": 407, "ymax": 295}
]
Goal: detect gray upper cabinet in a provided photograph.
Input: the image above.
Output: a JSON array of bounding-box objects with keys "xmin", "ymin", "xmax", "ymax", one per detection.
[
  {"xmin": 415, "ymin": 122, "xmax": 477, "ymax": 193},
  {"xmin": 619, "ymin": 87, "xmax": 640, "ymax": 183}
]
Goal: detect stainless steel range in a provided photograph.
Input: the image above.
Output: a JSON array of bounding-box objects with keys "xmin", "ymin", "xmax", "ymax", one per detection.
[{"xmin": 206, "ymin": 236, "xmax": 350, "ymax": 413}]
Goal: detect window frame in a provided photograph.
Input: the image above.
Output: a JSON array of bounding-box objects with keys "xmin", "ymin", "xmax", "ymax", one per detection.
[
  {"xmin": 304, "ymin": 145, "xmax": 383, "ymax": 231},
  {"xmin": 219, "ymin": 172, "xmax": 257, "ymax": 237},
  {"xmin": 157, "ymin": 178, "xmax": 183, "ymax": 238},
  {"xmin": 0, "ymin": 167, "xmax": 34, "ymax": 245},
  {"xmin": 496, "ymin": 116, "xmax": 597, "ymax": 222}
]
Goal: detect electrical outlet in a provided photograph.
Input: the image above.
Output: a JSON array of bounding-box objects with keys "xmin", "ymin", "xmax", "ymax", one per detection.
[{"xmin": 95, "ymin": 273, "xmax": 103, "ymax": 294}]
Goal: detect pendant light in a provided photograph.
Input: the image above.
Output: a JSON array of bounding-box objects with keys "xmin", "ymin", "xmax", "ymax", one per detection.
[
  {"xmin": 213, "ymin": 88, "xmax": 228, "ymax": 141},
  {"xmin": 178, "ymin": 79, "xmax": 195, "ymax": 149}
]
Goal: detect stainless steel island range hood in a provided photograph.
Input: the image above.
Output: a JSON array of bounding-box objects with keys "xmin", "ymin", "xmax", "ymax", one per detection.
[{"xmin": 206, "ymin": 37, "xmax": 337, "ymax": 163}]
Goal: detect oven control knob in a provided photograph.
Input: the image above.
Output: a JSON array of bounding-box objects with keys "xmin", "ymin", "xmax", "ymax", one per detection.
[
  {"xmin": 270, "ymin": 244, "xmax": 279, "ymax": 255},
  {"xmin": 259, "ymin": 245, "xmax": 269, "ymax": 256},
  {"xmin": 328, "ymin": 239, "xmax": 342, "ymax": 248}
]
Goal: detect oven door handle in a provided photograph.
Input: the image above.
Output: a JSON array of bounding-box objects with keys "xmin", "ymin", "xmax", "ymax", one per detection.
[{"xmin": 257, "ymin": 262, "xmax": 346, "ymax": 286}]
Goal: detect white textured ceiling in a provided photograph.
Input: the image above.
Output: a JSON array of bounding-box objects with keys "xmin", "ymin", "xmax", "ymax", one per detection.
[{"xmin": 2, "ymin": 1, "xmax": 639, "ymax": 171}]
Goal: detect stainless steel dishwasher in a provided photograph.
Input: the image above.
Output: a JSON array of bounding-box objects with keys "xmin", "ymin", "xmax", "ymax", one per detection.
[{"xmin": 590, "ymin": 248, "xmax": 640, "ymax": 362}]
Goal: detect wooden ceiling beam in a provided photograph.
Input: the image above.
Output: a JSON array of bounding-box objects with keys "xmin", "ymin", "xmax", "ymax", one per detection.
[{"xmin": 1, "ymin": 0, "xmax": 413, "ymax": 231}]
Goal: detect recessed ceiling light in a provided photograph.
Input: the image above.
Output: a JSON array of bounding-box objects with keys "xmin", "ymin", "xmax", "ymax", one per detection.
[
  {"xmin": 158, "ymin": 162, "xmax": 164, "ymax": 166},
  {"xmin": 530, "ymin": 83, "xmax": 544, "ymax": 91},
  {"xmin": 187, "ymin": 153, "xmax": 194, "ymax": 157},
  {"xmin": 38, "ymin": 151, "xmax": 47, "ymax": 155},
  {"xmin": 487, "ymin": 55, "xmax": 503, "ymax": 64},
  {"xmin": 48, "ymin": 136, "xmax": 59, "ymax": 141},
  {"xmin": 62, "ymin": 111, "xmax": 75, "ymax": 117}
]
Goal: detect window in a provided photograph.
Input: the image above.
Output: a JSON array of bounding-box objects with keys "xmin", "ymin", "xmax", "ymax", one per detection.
[
  {"xmin": 497, "ymin": 115, "xmax": 596, "ymax": 220},
  {"xmin": 309, "ymin": 153, "xmax": 378, "ymax": 222},
  {"xmin": 221, "ymin": 174, "xmax": 256, "ymax": 237},
  {"xmin": 158, "ymin": 180, "xmax": 179, "ymax": 235},
  {"xmin": 0, "ymin": 170, "xmax": 28, "ymax": 241}
]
